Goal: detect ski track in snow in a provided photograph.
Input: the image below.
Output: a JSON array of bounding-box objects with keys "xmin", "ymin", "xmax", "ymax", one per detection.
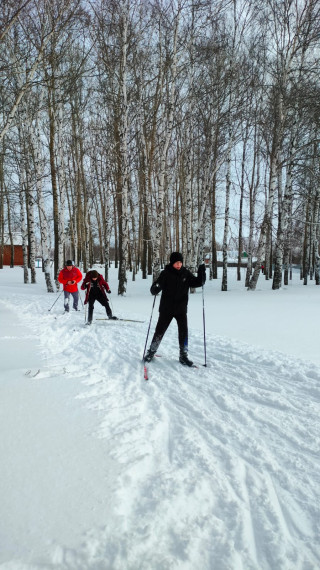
[{"xmin": 2, "ymin": 290, "xmax": 320, "ymax": 570}]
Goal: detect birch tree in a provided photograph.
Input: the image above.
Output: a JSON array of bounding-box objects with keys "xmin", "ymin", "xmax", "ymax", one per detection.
[
  {"xmin": 117, "ymin": 0, "xmax": 130, "ymax": 295},
  {"xmin": 0, "ymin": 0, "xmax": 81, "ymax": 144},
  {"xmin": 152, "ymin": 5, "xmax": 180, "ymax": 280},
  {"xmin": 31, "ymin": 97, "xmax": 54, "ymax": 292},
  {"xmin": 249, "ymin": 0, "xmax": 320, "ymax": 290},
  {"xmin": 19, "ymin": 169, "xmax": 29, "ymax": 284}
]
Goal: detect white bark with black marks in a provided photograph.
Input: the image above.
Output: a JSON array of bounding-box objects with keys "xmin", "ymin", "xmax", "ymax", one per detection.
[{"xmin": 32, "ymin": 105, "xmax": 54, "ymax": 292}]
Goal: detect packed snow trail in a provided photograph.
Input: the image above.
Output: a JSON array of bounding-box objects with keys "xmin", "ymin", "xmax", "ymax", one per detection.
[
  {"xmin": 0, "ymin": 303, "xmax": 120, "ymax": 568},
  {"xmin": 0, "ymin": 270, "xmax": 319, "ymax": 570}
]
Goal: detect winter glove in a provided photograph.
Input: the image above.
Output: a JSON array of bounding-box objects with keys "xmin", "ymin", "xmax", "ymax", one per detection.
[
  {"xmin": 108, "ymin": 290, "xmax": 111, "ymax": 294},
  {"xmin": 150, "ymin": 282, "xmax": 161, "ymax": 295},
  {"xmin": 198, "ymin": 263, "xmax": 206, "ymax": 285}
]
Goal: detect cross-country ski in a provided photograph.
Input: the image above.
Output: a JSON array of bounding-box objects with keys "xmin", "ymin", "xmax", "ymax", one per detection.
[
  {"xmin": 25, "ymin": 366, "xmax": 68, "ymax": 379},
  {"xmin": 96, "ymin": 317, "xmax": 145, "ymax": 323}
]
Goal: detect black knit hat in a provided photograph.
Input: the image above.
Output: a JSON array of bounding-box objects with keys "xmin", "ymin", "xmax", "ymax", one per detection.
[
  {"xmin": 65, "ymin": 260, "xmax": 73, "ymax": 266},
  {"xmin": 170, "ymin": 252, "xmax": 183, "ymax": 265}
]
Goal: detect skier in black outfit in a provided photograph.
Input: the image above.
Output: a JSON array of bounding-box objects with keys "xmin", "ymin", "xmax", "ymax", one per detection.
[{"xmin": 144, "ymin": 252, "xmax": 206, "ymax": 366}]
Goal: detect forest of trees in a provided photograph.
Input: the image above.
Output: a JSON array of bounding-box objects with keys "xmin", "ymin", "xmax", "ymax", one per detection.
[{"xmin": 1, "ymin": 0, "xmax": 320, "ymax": 294}]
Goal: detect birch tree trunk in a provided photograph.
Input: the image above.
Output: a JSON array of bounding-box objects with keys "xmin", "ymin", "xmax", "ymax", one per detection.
[
  {"xmin": 0, "ymin": 148, "xmax": 4, "ymax": 269},
  {"xmin": 104, "ymin": 186, "xmax": 112, "ymax": 282},
  {"xmin": 5, "ymin": 188, "xmax": 14, "ymax": 267},
  {"xmin": 237, "ymin": 126, "xmax": 249, "ymax": 281},
  {"xmin": 272, "ymin": 133, "xmax": 296, "ymax": 289},
  {"xmin": 248, "ymin": 122, "xmax": 281, "ymax": 290},
  {"xmin": 118, "ymin": 1, "xmax": 130, "ymax": 295},
  {"xmin": 245, "ymin": 127, "xmax": 260, "ymax": 287},
  {"xmin": 136, "ymin": 67, "xmax": 154, "ymax": 279},
  {"xmin": 221, "ymin": 145, "xmax": 231, "ymax": 292},
  {"xmin": 183, "ymin": 125, "xmax": 194, "ymax": 271},
  {"xmin": 25, "ymin": 156, "xmax": 36, "ymax": 284},
  {"xmin": 48, "ymin": 87, "xmax": 61, "ymax": 286},
  {"xmin": 312, "ymin": 191, "xmax": 320, "ymax": 285},
  {"xmin": 152, "ymin": 12, "xmax": 179, "ymax": 280},
  {"xmin": 315, "ymin": 199, "xmax": 320, "ymax": 285},
  {"xmin": 211, "ymin": 124, "xmax": 220, "ymax": 280},
  {"xmin": 19, "ymin": 170, "xmax": 29, "ymax": 284},
  {"xmin": 302, "ymin": 198, "xmax": 312, "ymax": 285},
  {"xmin": 56, "ymin": 94, "xmax": 66, "ymax": 271},
  {"xmin": 32, "ymin": 107, "xmax": 54, "ymax": 292},
  {"xmin": 283, "ymin": 204, "xmax": 292, "ymax": 286}
]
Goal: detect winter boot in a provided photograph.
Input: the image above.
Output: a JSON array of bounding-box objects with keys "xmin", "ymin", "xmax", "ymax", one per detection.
[
  {"xmin": 144, "ymin": 349, "xmax": 156, "ymax": 363},
  {"xmin": 64, "ymin": 304, "xmax": 69, "ymax": 312},
  {"xmin": 179, "ymin": 350, "xmax": 193, "ymax": 367},
  {"xmin": 106, "ymin": 304, "xmax": 117, "ymax": 319}
]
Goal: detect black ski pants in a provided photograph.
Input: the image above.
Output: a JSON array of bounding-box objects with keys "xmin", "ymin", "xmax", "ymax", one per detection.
[
  {"xmin": 149, "ymin": 311, "xmax": 188, "ymax": 354},
  {"xmin": 88, "ymin": 290, "xmax": 111, "ymax": 322}
]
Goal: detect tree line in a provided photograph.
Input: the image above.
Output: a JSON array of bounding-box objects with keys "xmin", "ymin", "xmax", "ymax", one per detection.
[{"xmin": 1, "ymin": 0, "xmax": 320, "ymax": 293}]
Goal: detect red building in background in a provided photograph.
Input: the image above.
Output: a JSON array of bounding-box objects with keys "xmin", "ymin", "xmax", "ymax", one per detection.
[
  {"xmin": 1, "ymin": 234, "xmax": 26, "ymax": 266},
  {"xmin": 2, "ymin": 245, "xmax": 25, "ymax": 265}
]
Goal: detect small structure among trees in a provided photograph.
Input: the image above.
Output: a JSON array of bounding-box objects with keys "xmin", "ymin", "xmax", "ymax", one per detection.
[{"xmin": 0, "ymin": 234, "xmax": 26, "ymax": 267}]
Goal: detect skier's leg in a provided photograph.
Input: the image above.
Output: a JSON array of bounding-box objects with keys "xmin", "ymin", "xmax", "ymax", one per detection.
[
  {"xmin": 64, "ymin": 291, "xmax": 70, "ymax": 312},
  {"xmin": 87, "ymin": 301, "xmax": 94, "ymax": 324},
  {"xmin": 72, "ymin": 291, "xmax": 79, "ymax": 310},
  {"xmin": 86, "ymin": 290, "xmax": 97, "ymax": 324},
  {"xmin": 100, "ymin": 294, "xmax": 117, "ymax": 319},
  {"xmin": 104, "ymin": 299, "xmax": 113, "ymax": 318},
  {"xmin": 176, "ymin": 313, "xmax": 193, "ymax": 366},
  {"xmin": 144, "ymin": 313, "xmax": 172, "ymax": 362}
]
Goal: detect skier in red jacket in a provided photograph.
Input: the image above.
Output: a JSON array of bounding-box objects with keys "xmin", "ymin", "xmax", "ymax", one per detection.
[
  {"xmin": 58, "ymin": 260, "xmax": 82, "ymax": 312},
  {"xmin": 81, "ymin": 270, "xmax": 117, "ymax": 325}
]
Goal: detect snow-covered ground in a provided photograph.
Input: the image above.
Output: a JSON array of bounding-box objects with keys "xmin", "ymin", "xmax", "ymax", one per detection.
[{"xmin": 0, "ymin": 265, "xmax": 319, "ymax": 570}]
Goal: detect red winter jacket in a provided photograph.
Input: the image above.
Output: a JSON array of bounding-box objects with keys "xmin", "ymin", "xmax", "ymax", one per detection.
[
  {"xmin": 81, "ymin": 271, "xmax": 111, "ymax": 304},
  {"xmin": 58, "ymin": 266, "xmax": 82, "ymax": 292}
]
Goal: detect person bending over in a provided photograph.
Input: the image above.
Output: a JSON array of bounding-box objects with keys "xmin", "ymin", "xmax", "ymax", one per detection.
[{"xmin": 81, "ymin": 270, "xmax": 117, "ymax": 324}]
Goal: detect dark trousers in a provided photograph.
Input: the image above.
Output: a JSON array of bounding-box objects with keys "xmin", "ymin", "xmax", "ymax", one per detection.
[
  {"xmin": 150, "ymin": 312, "xmax": 188, "ymax": 354},
  {"xmin": 88, "ymin": 290, "xmax": 111, "ymax": 322},
  {"xmin": 64, "ymin": 290, "xmax": 79, "ymax": 310}
]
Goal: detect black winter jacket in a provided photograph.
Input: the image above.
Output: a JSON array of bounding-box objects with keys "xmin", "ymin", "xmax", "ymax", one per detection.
[{"xmin": 151, "ymin": 264, "xmax": 205, "ymax": 315}]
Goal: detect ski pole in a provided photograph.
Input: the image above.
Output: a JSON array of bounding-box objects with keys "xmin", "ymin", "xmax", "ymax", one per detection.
[
  {"xmin": 78, "ymin": 290, "xmax": 84, "ymax": 308},
  {"xmin": 142, "ymin": 295, "xmax": 157, "ymax": 361},
  {"xmin": 202, "ymin": 284, "xmax": 207, "ymax": 367},
  {"xmin": 109, "ymin": 295, "xmax": 115, "ymax": 314},
  {"xmin": 48, "ymin": 290, "xmax": 63, "ymax": 312}
]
